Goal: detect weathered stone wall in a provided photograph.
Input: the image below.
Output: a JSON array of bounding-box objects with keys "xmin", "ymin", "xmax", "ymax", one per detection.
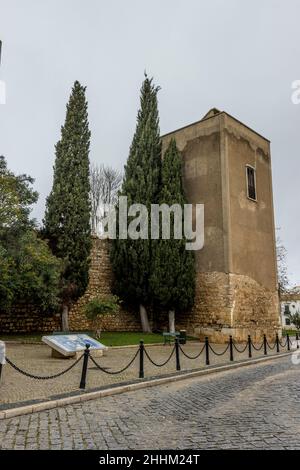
[
  {"xmin": 173, "ymin": 272, "xmax": 280, "ymax": 342},
  {"xmin": 0, "ymin": 306, "xmax": 61, "ymax": 333},
  {"xmin": 68, "ymin": 237, "xmax": 141, "ymax": 332},
  {"xmin": 0, "ymin": 237, "xmax": 141, "ymax": 334},
  {"xmin": 0, "ymin": 238, "xmax": 281, "ymax": 340}
]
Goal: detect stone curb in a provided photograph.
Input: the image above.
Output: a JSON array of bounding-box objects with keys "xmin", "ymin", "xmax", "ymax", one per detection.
[
  {"xmin": 1, "ymin": 341, "xmax": 177, "ymax": 348},
  {"xmin": 0, "ymin": 351, "xmax": 292, "ymax": 420}
]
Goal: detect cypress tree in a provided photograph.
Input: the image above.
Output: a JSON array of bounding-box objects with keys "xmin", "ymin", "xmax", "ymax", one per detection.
[
  {"xmin": 44, "ymin": 81, "xmax": 91, "ymax": 330},
  {"xmin": 110, "ymin": 75, "xmax": 161, "ymax": 332},
  {"xmin": 150, "ymin": 138, "xmax": 196, "ymax": 332}
]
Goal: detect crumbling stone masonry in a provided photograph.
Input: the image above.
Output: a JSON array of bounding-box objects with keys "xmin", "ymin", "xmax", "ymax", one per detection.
[{"xmin": 68, "ymin": 238, "xmax": 141, "ymax": 332}]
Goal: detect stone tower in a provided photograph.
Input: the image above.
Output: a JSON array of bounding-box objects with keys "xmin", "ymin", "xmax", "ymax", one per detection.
[{"xmin": 161, "ymin": 109, "xmax": 280, "ymax": 342}]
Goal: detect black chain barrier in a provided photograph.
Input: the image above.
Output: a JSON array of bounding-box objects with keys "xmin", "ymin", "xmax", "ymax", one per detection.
[
  {"xmin": 232, "ymin": 341, "xmax": 248, "ymax": 354},
  {"xmin": 279, "ymin": 338, "xmax": 288, "ymax": 348},
  {"xmin": 89, "ymin": 348, "xmax": 139, "ymax": 375},
  {"xmin": 5, "ymin": 354, "xmax": 84, "ymax": 380},
  {"xmin": 208, "ymin": 343, "xmax": 230, "ymax": 356},
  {"xmin": 250, "ymin": 341, "xmax": 264, "ymax": 351},
  {"xmin": 179, "ymin": 343, "xmax": 206, "ymax": 360},
  {"xmin": 2, "ymin": 332, "xmax": 294, "ymax": 391},
  {"xmin": 144, "ymin": 345, "xmax": 175, "ymax": 367},
  {"xmin": 266, "ymin": 339, "xmax": 277, "ymax": 350}
]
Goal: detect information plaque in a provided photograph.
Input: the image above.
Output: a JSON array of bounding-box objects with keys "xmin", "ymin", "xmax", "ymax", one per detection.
[{"xmin": 42, "ymin": 334, "xmax": 107, "ymax": 357}]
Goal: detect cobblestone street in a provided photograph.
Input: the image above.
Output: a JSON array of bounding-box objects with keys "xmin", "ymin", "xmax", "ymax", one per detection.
[{"xmin": 0, "ymin": 355, "xmax": 299, "ymax": 450}]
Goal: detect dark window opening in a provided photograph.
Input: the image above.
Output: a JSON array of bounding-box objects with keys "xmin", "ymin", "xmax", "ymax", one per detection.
[
  {"xmin": 284, "ymin": 304, "xmax": 290, "ymax": 315},
  {"xmin": 246, "ymin": 166, "xmax": 257, "ymax": 200}
]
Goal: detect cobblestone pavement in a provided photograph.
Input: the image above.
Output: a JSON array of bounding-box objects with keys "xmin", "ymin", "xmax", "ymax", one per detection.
[
  {"xmin": 0, "ymin": 338, "xmax": 292, "ymax": 405},
  {"xmin": 0, "ymin": 355, "xmax": 300, "ymax": 449}
]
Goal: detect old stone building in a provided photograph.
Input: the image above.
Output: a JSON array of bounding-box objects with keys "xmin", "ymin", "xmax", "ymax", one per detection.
[
  {"xmin": 0, "ymin": 109, "xmax": 281, "ymax": 342},
  {"xmin": 161, "ymin": 108, "xmax": 280, "ymax": 341},
  {"xmin": 69, "ymin": 108, "xmax": 281, "ymax": 342}
]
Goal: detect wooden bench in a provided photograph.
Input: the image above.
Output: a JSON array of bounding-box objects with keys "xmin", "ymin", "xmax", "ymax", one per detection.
[{"xmin": 163, "ymin": 331, "xmax": 180, "ymax": 345}]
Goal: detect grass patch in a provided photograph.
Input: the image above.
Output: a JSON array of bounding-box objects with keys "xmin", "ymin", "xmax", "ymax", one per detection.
[
  {"xmin": 97, "ymin": 331, "xmax": 164, "ymax": 347},
  {"xmin": 282, "ymin": 329, "xmax": 298, "ymax": 337},
  {"xmin": 0, "ymin": 331, "xmax": 198, "ymax": 347}
]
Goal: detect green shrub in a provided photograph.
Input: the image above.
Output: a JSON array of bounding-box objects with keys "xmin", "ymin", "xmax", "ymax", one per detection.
[
  {"xmin": 84, "ymin": 296, "xmax": 120, "ymax": 338},
  {"xmin": 288, "ymin": 310, "xmax": 300, "ymax": 331}
]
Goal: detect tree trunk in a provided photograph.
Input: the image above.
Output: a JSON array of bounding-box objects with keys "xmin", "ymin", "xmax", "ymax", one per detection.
[
  {"xmin": 139, "ymin": 304, "xmax": 151, "ymax": 333},
  {"xmin": 61, "ymin": 304, "xmax": 70, "ymax": 332},
  {"xmin": 169, "ymin": 310, "xmax": 175, "ymax": 334}
]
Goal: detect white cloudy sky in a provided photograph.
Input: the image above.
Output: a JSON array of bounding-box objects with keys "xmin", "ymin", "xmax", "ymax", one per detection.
[{"xmin": 0, "ymin": 0, "xmax": 299, "ymax": 285}]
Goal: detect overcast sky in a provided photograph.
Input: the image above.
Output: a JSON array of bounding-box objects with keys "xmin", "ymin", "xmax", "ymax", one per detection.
[{"xmin": 0, "ymin": 0, "xmax": 299, "ymax": 285}]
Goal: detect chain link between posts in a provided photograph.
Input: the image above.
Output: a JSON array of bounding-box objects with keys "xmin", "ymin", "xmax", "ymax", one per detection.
[
  {"xmin": 5, "ymin": 354, "xmax": 84, "ymax": 380},
  {"xmin": 2, "ymin": 332, "xmax": 293, "ymax": 390},
  {"xmin": 179, "ymin": 343, "xmax": 206, "ymax": 360},
  {"xmin": 144, "ymin": 345, "xmax": 175, "ymax": 367},
  {"xmin": 208, "ymin": 343, "xmax": 230, "ymax": 356},
  {"xmin": 232, "ymin": 341, "xmax": 248, "ymax": 353},
  {"xmin": 89, "ymin": 348, "xmax": 139, "ymax": 375}
]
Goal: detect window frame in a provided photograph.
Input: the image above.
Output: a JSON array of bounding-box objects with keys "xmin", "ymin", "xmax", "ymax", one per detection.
[{"xmin": 246, "ymin": 164, "xmax": 257, "ymax": 202}]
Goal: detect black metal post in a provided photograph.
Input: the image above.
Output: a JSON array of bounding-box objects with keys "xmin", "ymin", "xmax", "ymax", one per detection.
[
  {"xmin": 287, "ymin": 333, "xmax": 290, "ymax": 351},
  {"xmin": 248, "ymin": 335, "xmax": 252, "ymax": 358},
  {"xmin": 205, "ymin": 337, "xmax": 210, "ymax": 365},
  {"xmin": 175, "ymin": 338, "xmax": 181, "ymax": 371},
  {"xmin": 0, "ymin": 364, "xmax": 2, "ymax": 383},
  {"xmin": 79, "ymin": 344, "xmax": 90, "ymax": 390},
  {"xmin": 296, "ymin": 332, "xmax": 299, "ymax": 349},
  {"xmin": 263, "ymin": 334, "xmax": 267, "ymax": 355},
  {"xmin": 229, "ymin": 335, "xmax": 234, "ymax": 362},
  {"xmin": 139, "ymin": 340, "xmax": 144, "ymax": 379},
  {"xmin": 276, "ymin": 333, "xmax": 280, "ymax": 353}
]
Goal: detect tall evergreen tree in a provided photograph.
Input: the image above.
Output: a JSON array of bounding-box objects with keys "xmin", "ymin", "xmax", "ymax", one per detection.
[
  {"xmin": 110, "ymin": 75, "xmax": 161, "ymax": 332},
  {"xmin": 44, "ymin": 81, "xmax": 91, "ymax": 330},
  {"xmin": 150, "ymin": 138, "xmax": 196, "ymax": 332}
]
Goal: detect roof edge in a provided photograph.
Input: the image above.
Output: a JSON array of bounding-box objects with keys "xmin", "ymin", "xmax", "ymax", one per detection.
[{"xmin": 161, "ymin": 110, "xmax": 270, "ymax": 143}]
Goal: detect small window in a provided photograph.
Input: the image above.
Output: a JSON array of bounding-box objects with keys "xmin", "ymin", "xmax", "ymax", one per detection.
[
  {"xmin": 284, "ymin": 304, "xmax": 290, "ymax": 315},
  {"xmin": 246, "ymin": 166, "xmax": 257, "ymax": 201},
  {"xmin": 285, "ymin": 318, "xmax": 291, "ymax": 326}
]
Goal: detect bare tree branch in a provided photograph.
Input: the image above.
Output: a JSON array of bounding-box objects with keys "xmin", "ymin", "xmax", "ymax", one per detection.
[
  {"xmin": 276, "ymin": 232, "xmax": 290, "ymax": 294},
  {"xmin": 90, "ymin": 163, "xmax": 122, "ymax": 234}
]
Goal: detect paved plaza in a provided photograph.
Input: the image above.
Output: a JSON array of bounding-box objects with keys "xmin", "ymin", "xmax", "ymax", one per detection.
[
  {"xmin": 0, "ymin": 355, "xmax": 299, "ymax": 450},
  {"xmin": 0, "ymin": 339, "xmax": 289, "ymax": 405}
]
